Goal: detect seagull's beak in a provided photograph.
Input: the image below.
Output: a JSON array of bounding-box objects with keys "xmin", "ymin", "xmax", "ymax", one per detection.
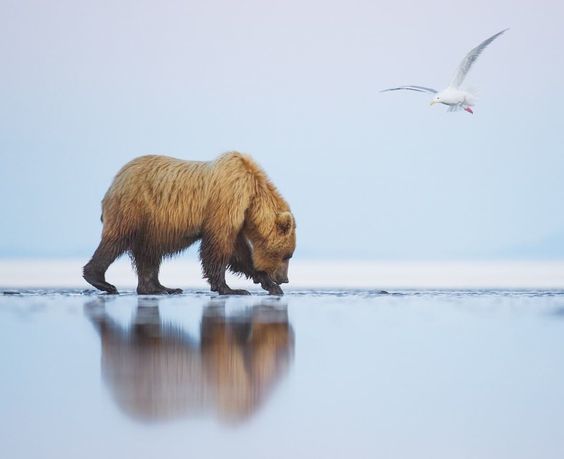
[{"xmin": 430, "ymin": 100, "xmax": 437, "ymax": 106}]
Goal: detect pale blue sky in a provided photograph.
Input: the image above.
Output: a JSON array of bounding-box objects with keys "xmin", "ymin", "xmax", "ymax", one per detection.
[{"xmin": 1, "ymin": 0, "xmax": 563, "ymax": 259}]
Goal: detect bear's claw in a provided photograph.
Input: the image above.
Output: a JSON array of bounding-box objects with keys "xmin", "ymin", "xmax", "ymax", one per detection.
[
  {"xmin": 83, "ymin": 271, "xmax": 119, "ymax": 295},
  {"xmin": 267, "ymin": 284, "xmax": 284, "ymax": 296},
  {"xmin": 217, "ymin": 287, "xmax": 251, "ymax": 296},
  {"xmin": 137, "ymin": 286, "xmax": 183, "ymax": 295}
]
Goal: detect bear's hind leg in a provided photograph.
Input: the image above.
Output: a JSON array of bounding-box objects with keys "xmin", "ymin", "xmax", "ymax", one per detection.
[
  {"xmin": 133, "ymin": 251, "xmax": 182, "ymax": 295},
  {"xmin": 83, "ymin": 238, "xmax": 125, "ymax": 294}
]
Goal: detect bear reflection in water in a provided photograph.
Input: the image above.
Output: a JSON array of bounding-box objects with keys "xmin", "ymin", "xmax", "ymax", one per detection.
[{"xmin": 84, "ymin": 298, "xmax": 294, "ymax": 424}]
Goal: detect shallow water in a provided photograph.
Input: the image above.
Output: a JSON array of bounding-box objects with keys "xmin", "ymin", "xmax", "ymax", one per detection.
[{"xmin": 1, "ymin": 289, "xmax": 564, "ymax": 458}]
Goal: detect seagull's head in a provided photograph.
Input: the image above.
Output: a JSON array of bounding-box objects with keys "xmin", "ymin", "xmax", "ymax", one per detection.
[{"xmin": 430, "ymin": 95, "xmax": 442, "ymax": 106}]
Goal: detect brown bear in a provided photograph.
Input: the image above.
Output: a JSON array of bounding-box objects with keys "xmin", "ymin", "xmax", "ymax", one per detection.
[{"xmin": 83, "ymin": 152, "xmax": 296, "ymax": 295}]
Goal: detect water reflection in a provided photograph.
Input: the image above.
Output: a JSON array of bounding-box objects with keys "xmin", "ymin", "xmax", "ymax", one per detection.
[{"xmin": 84, "ymin": 297, "xmax": 294, "ymax": 424}]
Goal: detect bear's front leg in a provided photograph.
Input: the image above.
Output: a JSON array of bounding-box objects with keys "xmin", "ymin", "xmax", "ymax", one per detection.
[
  {"xmin": 210, "ymin": 266, "xmax": 251, "ymax": 296},
  {"xmin": 253, "ymin": 272, "xmax": 284, "ymax": 296},
  {"xmin": 228, "ymin": 232, "xmax": 284, "ymax": 295},
  {"xmin": 200, "ymin": 236, "xmax": 250, "ymax": 296}
]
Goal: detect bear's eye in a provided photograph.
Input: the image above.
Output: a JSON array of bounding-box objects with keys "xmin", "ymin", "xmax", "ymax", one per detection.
[{"xmin": 283, "ymin": 254, "xmax": 292, "ymax": 261}]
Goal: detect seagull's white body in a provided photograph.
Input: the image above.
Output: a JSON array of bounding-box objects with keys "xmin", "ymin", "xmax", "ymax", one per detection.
[
  {"xmin": 382, "ymin": 29, "xmax": 508, "ymax": 114},
  {"xmin": 436, "ymin": 87, "xmax": 476, "ymax": 113}
]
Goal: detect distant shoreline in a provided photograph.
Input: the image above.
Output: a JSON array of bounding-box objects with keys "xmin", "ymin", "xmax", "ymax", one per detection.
[{"xmin": 1, "ymin": 259, "xmax": 564, "ymax": 289}]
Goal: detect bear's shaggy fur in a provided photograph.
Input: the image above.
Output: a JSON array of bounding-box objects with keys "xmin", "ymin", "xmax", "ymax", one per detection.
[{"xmin": 83, "ymin": 152, "xmax": 296, "ymax": 295}]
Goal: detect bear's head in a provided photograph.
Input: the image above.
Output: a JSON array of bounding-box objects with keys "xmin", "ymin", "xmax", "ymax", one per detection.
[{"xmin": 251, "ymin": 211, "xmax": 296, "ymax": 285}]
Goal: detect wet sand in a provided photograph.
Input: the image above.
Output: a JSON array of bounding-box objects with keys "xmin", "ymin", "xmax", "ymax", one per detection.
[{"xmin": 1, "ymin": 289, "xmax": 564, "ymax": 458}]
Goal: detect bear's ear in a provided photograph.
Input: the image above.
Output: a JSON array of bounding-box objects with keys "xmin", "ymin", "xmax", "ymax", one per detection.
[{"xmin": 276, "ymin": 211, "xmax": 294, "ymax": 235}]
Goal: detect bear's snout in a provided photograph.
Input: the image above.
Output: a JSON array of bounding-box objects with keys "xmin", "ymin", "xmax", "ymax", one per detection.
[
  {"xmin": 272, "ymin": 271, "xmax": 289, "ymax": 285},
  {"xmin": 277, "ymin": 275, "xmax": 289, "ymax": 284}
]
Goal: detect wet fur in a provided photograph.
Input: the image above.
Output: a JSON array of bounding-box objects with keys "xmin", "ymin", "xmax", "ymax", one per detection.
[{"xmin": 83, "ymin": 152, "xmax": 295, "ymax": 295}]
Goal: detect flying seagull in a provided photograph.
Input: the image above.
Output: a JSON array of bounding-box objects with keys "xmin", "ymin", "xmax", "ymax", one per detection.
[{"xmin": 381, "ymin": 29, "xmax": 508, "ymax": 114}]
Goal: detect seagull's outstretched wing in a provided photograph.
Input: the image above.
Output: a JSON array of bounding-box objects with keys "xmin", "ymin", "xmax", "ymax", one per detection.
[
  {"xmin": 380, "ymin": 85, "xmax": 437, "ymax": 94},
  {"xmin": 451, "ymin": 28, "xmax": 508, "ymax": 88}
]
